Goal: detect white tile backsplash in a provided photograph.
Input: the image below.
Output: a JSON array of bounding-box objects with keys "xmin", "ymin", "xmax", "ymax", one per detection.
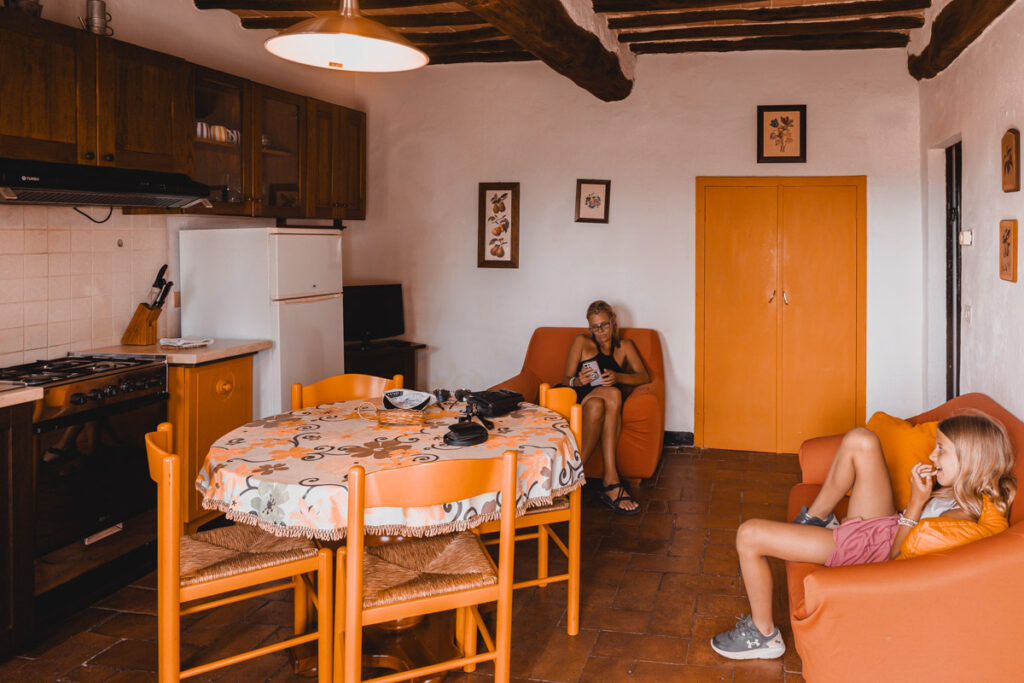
[{"xmin": 0, "ymin": 207, "xmax": 170, "ymax": 364}]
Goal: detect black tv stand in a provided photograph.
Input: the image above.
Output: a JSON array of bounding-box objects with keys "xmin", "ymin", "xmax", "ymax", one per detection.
[{"xmin": 345, "ymin": 340, "xmax": 426, "ymax": 390}]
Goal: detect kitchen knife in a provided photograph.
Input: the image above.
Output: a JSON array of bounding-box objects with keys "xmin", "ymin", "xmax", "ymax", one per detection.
[
  {"xmin": 146, "ymin": 264, "xmax": 168, "ymax": 307},
  {"xmin": 154, "ymin": 281, "xmax": 173, "ymax": 309}
]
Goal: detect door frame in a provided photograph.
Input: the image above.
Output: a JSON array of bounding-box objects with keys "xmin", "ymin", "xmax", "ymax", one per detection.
[{"xmin": 695, "ymin": 176, "xmax": 867, "ymax": 450}]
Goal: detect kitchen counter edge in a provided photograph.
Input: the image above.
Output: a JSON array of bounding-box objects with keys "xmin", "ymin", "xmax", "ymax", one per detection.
[
  {"xmin": 0, "ymin": 386, "xmax": 43, "ymax": 409},
  {"xmin": 89, "ymin": 339, "xmax": 273, "ymax": 366}
]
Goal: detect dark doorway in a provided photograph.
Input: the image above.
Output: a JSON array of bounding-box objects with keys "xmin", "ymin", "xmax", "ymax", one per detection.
[{"xmin": 945, "ymin": 142, "xmax": 962, "ymax": 400}]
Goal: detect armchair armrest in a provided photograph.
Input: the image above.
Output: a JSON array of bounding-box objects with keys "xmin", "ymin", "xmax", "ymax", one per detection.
[
  {"xmin": 622, "ymin": 377, "xmax": 665, "ymax": 421},
  {"xmin": 797, "ymin": 434, "xmax": 844, "ymax": 484},
  {"xmin": 488, "ymin": 370, "xmax": 541, "ymax": 404},
  {"xmin": 793, "ymin": 525, "xmax": 1024, "ymax": 679}
]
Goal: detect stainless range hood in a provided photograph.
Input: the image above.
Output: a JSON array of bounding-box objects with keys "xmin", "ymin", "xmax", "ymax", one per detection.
[{"xmin": 0, "ymin": 157, "xmax": 209, "ymax": 208}]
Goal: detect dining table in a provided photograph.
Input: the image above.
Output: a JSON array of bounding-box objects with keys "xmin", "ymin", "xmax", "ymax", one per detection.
[{"xmin": 195, "ymin": 397, "xmax": 585, "ymax": 542}]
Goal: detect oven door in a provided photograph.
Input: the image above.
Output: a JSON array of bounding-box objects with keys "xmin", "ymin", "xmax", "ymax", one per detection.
[{"xmin": 32, "ymin": 393, "xmax": 166, "ymax": 581}]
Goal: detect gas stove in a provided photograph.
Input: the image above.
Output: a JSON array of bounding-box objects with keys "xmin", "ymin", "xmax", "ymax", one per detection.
[{"xmin": 0, "ymin": 354, "xmax": 167, "ymax": 425}]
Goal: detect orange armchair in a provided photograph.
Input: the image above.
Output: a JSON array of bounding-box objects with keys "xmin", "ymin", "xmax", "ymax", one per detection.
[
  {"xmin": 786, "ymin": 393, "xmax": 1024, "ymax": 681},
  {"xmin": 490, "ymin": 326, "xmax": 665, "ymax": 480}
]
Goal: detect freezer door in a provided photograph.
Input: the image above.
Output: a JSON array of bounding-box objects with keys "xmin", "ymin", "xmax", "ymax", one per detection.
[
  {"xmin": 271, "ymin": 293, "xmax": 344, "ymax": 413},
  {"xmin": 269, "ymin": 232, "xmax": 343, "ymax": 300}
]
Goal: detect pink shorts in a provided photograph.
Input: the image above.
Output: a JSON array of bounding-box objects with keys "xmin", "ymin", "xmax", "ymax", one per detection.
[{"xmin": 824, "ymin": 513, "xmax": 900, "ymax": 567}]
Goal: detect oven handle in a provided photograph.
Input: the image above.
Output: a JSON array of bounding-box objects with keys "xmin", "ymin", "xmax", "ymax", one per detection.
[{"xmin": 33, "ymin": 391, "xmax": 169, "ymax": 435}]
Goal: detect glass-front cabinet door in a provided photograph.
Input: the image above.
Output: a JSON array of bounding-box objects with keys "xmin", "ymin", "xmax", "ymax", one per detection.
[
  {"xmin": 254, "ymin": 85, "xmax": 305, "ymax": 218},
  {"xmin": 191, "ymin": 67, "xmax": 252, "ymax": 214}
]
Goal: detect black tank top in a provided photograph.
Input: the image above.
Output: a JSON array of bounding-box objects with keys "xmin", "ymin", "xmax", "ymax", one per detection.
[{"xmin": 576, "ymin": 349, "xmax": 623, "ymax": 377}]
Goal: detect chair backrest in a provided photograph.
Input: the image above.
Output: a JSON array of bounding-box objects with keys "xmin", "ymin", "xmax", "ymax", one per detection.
[
  {"xmin": 290, "ymin": 373, "xmax": 403, "ymax": 410},
  {"xmin": 144, "ymin": 422, "xmax": 182, "ymax": 676},
  {"xmin": 911, "ymin": 392, "xmax": 1024, "ymax": 525},
  {"xmin": 521, "ymin": 327, "xmax": 664, "ymax": 390},
  {"xmin": 539, "ymin": 383, "xmax": 583, "ymax": 448},
  {"xmin": 343, "ymin": 452, "xmax": 518, "ymax": 679}
]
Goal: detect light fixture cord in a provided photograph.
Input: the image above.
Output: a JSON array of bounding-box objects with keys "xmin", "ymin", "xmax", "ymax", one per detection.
[{"xmin": 340, "ymin": 0, "xmax": 358, "ymax": 17}]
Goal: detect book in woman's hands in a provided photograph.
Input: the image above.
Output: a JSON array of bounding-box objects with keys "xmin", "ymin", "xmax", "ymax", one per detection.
[{"xmin": 582, "ymin": 360, "xmax": 602, "ymax": 386}]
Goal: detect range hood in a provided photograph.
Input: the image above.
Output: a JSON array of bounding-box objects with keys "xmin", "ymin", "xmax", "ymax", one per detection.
[{"xmin": 0, "ymin": 157, "xmax": 209, "ymax": 209}]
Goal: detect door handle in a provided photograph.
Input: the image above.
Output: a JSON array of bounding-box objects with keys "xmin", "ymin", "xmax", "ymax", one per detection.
[
  {"xmin": 783, "ymin": 291, "xmax": 790, "ymax": 305},
  {"xmin": 768, "ymin": 290, "xmax": 776, "ymax": 304}
]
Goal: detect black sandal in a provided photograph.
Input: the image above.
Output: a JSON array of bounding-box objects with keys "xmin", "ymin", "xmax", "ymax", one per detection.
[{"xmin": 598, "ymin": 482, "xmax": 641, "ymax": 516}]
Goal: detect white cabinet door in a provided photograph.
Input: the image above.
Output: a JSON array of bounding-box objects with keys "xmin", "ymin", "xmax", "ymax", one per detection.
[
  {"xmin": 273, "ymin": 294, "xmax": 344, "ymax": 410},
  {"xmin": 269, "ymin": 233, "xmax": 343, "ymax": 300}
]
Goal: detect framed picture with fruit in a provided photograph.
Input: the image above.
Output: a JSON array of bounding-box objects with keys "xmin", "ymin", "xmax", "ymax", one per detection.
[
  {"xmin": 478, "ymin": 182, "xmax": 520, "ymax": 268},
  {"xmin": 575, "ymin": 179, "xmax": 611, "ymax": 223}
]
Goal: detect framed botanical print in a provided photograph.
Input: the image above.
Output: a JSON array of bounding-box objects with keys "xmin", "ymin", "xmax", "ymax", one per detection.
[
  {"xmin": 757, "ymin": 105, "xmax": 807, "ymax": 163},
  {"xmin": 478, "ymin": 182, "xmax": 519, "ymax": 268}
]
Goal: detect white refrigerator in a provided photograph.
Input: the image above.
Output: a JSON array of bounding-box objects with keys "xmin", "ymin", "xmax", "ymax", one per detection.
[{"xmin": 179, "ymin": 227, "xmax": 344, "ymax": 417}]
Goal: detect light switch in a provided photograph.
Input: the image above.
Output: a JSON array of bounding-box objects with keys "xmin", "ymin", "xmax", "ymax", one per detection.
[
  {"xmin": 964, "ymin": 305, "xmax": 972, "ymax": 324},
  {"xmin": 958, "ymin": 230, "xmax": 974, "ymax": 246}
]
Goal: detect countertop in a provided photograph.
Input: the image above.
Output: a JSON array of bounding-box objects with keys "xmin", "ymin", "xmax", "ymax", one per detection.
[
  {"xmin": 0, "ymin": 385, "xmax": 43, "ymax": 409},
  {"xmin": 89, "ymin": 339, "xmax": 272, "ymax": 366}
]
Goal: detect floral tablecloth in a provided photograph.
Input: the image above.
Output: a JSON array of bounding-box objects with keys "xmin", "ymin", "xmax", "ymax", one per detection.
[{"xmin": 196, "ymin": 400, "xmax": 583, "ymax": 541}]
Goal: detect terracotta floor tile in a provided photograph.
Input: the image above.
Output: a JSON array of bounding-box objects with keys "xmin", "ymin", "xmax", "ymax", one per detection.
[
  {"xmin": 591, "ymin": 631, "xmax": 688, "ymax": 665},
  {"xmin": 646, "ymin": 591, "xmax": 696, "ymax": 638},
  {"xmin": 733, "ymin": 658, "xmax": 787, "ymax": 681},
  {"xmin": 528, "ymin": 627, "xmax": 598, "ymax": 681},
  {"xmin": 707, "ymin": 529, "xmax": 736, "ymax": 546},
  {"xmin": 636, "ymin": 512, "xmax": 675, "ymax": 540},
  {"xmin": 23, "ymin": 608, "xmax": 115, "ymax": 658},
  {"xmin": 673, "ymin": 513, "xmax": 740, "ymax": 531},
  {"xmin": 89, "ymin": 613, "xmax": 157, "ymax": 641},
  {"xmin": 597, "ymin": 536, "xmax": 668, "ymax": 555},
  {"xmin": 59, "ymin": 663, "xmax": 121, "ymax": 682},
  {"xmin": 633, "ymin": 661, "xmax": 731, "ymax": 682},
  {"xmin": 94, "ymin": 587, "xmax": 158, "ymax": 615},
  {"xmin": 15, "ymin": 631, "xmax": 122, "ymax": 681},
  {"xmin": 660, "ymin": 573, "xmax": 741, "ymax": 596},
  {"xmin": 668, "ymin": 529, "xmax": 707, "ymax": 557},
  {"xmin": 695, "ymin": 594, "xmax": 751, "ymax": 618},
  {"xmin": 579, "ymin": 655, "xmax": 635, "ymax": 682},
  {"xmin": 628, "ymin": 554, "xmax": 699, "ymax": 575},
  {"xmin": 573, "ymin": 604, "xmax": 650, "ymax": 634},
  {"xmin": 702, "ymin": 544, "xmax": 739, "ymax": 576},
  {"xmin": 612, "ymin": 570, "xmax": 661, "ymax": 610}
]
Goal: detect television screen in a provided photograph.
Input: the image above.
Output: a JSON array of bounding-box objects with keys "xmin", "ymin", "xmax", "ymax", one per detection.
[{"xmin": 344, "ymin": 284, "xmax": 404, "ymax": 344}]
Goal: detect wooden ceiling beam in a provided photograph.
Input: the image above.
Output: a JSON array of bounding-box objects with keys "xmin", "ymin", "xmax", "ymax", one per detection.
[
  {"xmin": 620, "ymin": 15, "xmax": 923, "ymax": 42},
  {"xmin": 408, "ymin": 27, "xmax": 503, "ymax": 43},
  {"xmin": 608, "ymin": 0, "xmax": 930, "ymax": 30},
  {"xmin": 908, "ymin": 0, "xmax": 1016, "ymax": 79},
  {"xmin": 456, "ymin": 0, "xmax": 634, "ymax": 101},
  {"xmin": 430, "ymin": 51, "xmax": 536, "ymax": 64},
  {"xmin": 632, "ymin": 31, "xmax": 909, "ymax": 53},
  {"xmin": 422, "ymin": 38, "xmax": 518, "ymax": 56},
  {"xmin": 595, "ymin": 0, "xmax": 753, "ymax": 10},
  {"xmin": 239, "ymin": 11, "xmax": 483, "ymax": 30},
  {"xmin": 195, "ymin": 0, "xmax": 439, "ymax": 9}
]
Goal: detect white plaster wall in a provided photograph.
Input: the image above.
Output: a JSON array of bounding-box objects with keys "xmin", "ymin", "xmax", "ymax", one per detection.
[
  {"xmin": 919, "ymin": 2, "xmax": 1024, "ymax": 416},
  {"xmin": 348, "ymin": 50, "xmax": 925, "ymax": 432}
]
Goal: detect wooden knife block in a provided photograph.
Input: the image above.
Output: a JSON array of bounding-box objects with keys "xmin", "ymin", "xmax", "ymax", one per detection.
[{"xmin": 121, "ymin": 303, "xmax": 161, "ymax": 346}]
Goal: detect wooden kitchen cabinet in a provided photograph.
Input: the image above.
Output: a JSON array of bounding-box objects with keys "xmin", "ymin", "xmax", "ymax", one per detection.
[
  {"xmin": 254, "ymin": 85, "xmax": 306, "ymax": 218},
  {"xmin": 0, "ymin": 10, "xmax": 92, "ymax": 165},
  {"xmin": 0, "ymin": 10, "xmax": 189, "ymax": 174},
  {"xmin": 168, "ymin": 355, "xmax": 254, "ymax": 531},
  {"xmin": 0, "ymin": 402, "xmax": 32, "ymax": 659},
  {"xmin": 191, "ymin": 67, "xmax": 254, "ymax": 213},
  {"xmin": 305, "ymin": 98, "xmax": 366, "ymax": 220}
]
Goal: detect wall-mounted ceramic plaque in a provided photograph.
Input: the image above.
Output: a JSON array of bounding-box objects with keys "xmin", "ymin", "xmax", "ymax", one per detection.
[
  {"xmin": 1000, "ymin": 219, "xmax": 1017, "ymax": 282},
  {"xmin": 1003, "ymin": 129, "xmax": 1020, "ymax": 192}
]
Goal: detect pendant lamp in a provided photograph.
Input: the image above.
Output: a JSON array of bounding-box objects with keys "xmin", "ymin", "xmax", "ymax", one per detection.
[{"xmin": 264, "ymin": 0, "xmax": 428, "ymax": 73}]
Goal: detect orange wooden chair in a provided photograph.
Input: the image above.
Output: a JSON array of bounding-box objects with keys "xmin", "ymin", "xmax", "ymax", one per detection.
[
  {"xmin": 291, "ymin": 373, "xmax": 403, "ymax": 410},
  {"xmin": 477, "ymin": 383, "xmax": 583, "ymax": 636},
  {"xmin": 336, "ymin": 451, "xmax": 518, "ymax": 683},
  {"xmin": 145, "ymin": 423, "xmax": 333, "ymax": 682}
]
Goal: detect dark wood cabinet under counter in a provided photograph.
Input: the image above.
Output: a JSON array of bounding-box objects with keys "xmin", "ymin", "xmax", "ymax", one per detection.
[
  {"xmin": 345, "ymin": 342, "xmax": 425, "ymax": 391},
  {"xmin": 0, "ymin": 402, "xmax": 33, "ymax": 660}
]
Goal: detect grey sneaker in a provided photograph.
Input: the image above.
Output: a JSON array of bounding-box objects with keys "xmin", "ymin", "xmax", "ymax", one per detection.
[
  {"xmin": 791, "ymin": 505, "xmax": 838, "ymax": 529},
  {"xmin": 710, "ymin": 614, "xmax": 786, "ymax": 660}
]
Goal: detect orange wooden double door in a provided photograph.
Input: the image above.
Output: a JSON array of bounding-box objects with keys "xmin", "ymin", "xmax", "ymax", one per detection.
[{"xmin": 696, "ymin": 177, "xmax": 866, "ymax": 453}]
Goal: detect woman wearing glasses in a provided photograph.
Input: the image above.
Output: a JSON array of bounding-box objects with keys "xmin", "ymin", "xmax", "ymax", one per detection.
[{"xmin": 562, "ymin": 300, "xmax": 650, "ymax": 515}]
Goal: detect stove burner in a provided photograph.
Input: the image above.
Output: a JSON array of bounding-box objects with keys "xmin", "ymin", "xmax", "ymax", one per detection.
[{"xmin": 0, "ymin": 354, "xmax": 163, "ymax": 387}]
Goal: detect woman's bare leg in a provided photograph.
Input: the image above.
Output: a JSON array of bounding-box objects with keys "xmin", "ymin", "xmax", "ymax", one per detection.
[
  {"xmin": 582, "ymin": 388, "xmax": 636, "ymax": 512},
  {"xmin": 579, "ymin": 396, "xmax": 604, "ymax": 464},
  {"xmin": 736, "ymin": 520, "xmax": 835, "ymax": 634},
  {"xmin": 805, "ymin": 427, "xmax": 897, "ymax": 522}
]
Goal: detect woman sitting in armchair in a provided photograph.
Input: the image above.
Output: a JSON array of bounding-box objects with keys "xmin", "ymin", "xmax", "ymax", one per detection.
[{"xmin": 562, "ymin": 300, "xmax": 650, "ymax": 515}]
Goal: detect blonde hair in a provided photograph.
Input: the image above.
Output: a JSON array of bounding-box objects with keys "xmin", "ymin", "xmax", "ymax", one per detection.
[
  {"xmin": 586, "ymin": 300, "xmax": 620, "ymax": 350},
  {"xmin": 933, "ymin": 413, "xmax": 1017, "ymax": 518}
]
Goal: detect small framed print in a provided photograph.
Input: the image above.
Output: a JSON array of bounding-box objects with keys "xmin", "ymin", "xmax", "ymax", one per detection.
[
  {"xmin": 757, "ymin": 105, "xmax": 807, "ymax": 163},
  {"xmin": 1000, "ymin": 219, "xmax": 1017, "ymax": 282},
  {"xmin": 478, "ymin": 182, "xmax": 519, "ymax": 268},
  {"xmin": 575, "ymin": 179, "xmax": 611, "ymax": 223},
  {"xmin": 1002, "ymin": 129, "xmax": 1020, "ymax": 192}
]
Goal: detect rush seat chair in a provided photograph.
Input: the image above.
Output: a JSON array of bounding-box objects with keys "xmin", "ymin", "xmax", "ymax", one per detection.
[
  {"xmin": 336, "ymin": 451, "xmax": 517, "ymax": 683},
  {"xmin": 291, "ymin": 373, "xmax": 403, "ymax": 410},
  {"xmin": 145, "ymin": 423, "xmax": 333, "ymax": 682},
  {"xmin": 478, "ymin": 383, "xmax": 583, "ymax": 635}
]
